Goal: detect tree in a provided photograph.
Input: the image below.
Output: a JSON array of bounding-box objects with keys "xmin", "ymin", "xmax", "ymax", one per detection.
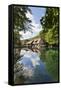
[
  {"xmin": 13, "ymin": 6, "xmax": 32, "ymax": 32},
  {"xmin": 13, "ymin": 6, "xmax": 33, "ymax": 46},
  {"xmin": 40, "ymin": 7, "xmax": 59, "ymax": 46},
  {"xmin": 45, "ymin": 26, "xmax": 58, "ymax": 45}
]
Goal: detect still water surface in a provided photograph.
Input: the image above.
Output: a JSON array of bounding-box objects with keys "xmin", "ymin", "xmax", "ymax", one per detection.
[{"xmin": 14, "ymin": 47, "xmax": 58, "ymax": 84}]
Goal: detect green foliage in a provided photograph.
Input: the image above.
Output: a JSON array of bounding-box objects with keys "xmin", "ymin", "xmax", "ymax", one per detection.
[
  {"xmin": 39, "ymin": 48, "xmax": 58, "ymax": 81},
  {"xmin": 45, "ymin": 49, "xmax": 58, "ymax": 80},
  {"xmin": 14, "ymin": 31, "xmax": 21, "ymax": 47},
  {"xmin": 13, "ymin": 6, "xmax": 32, "ymax": 32},
  {"xmin": 13, "ymin": 6, "xmax": 33, "ymax": 47},
  {"xmin": 45, "ymin": 27, "xmax": 58, "ymax": 45},
  {"xmin": 40, "ymin": 8, "xmax": 59, "ymax": 45}
]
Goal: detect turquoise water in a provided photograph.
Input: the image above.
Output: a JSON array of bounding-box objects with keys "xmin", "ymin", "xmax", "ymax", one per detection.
[{"xmin": 14, "ymin": 47, "xmax": 59, "ymax": 84}]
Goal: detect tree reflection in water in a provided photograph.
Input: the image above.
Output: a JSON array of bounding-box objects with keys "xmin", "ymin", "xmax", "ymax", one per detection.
[
  {"xmin": 14, "ymin": 47, "xmax": 58, "ymax": 84},
  {"xmin": 39, "ymin": 48, "xmax": 58, "ymax": 81}
]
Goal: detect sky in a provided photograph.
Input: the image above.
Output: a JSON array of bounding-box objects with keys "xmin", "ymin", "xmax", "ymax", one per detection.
[{"xmin": 20, "ymin": 7, "xmax": 46, "ymax": 40}]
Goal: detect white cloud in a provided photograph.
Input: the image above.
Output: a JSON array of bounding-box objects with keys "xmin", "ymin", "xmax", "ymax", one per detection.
[
  {"xmin": 20, "ymin": 31, "xmax": 32, "ymax": 39},
  {"xmin": 26, "ymin": 11, "xmax": 33, "ymax": 20},
  {"xmin": 31, "ymin": 59, "xmax": 40, "ymax": 67}
]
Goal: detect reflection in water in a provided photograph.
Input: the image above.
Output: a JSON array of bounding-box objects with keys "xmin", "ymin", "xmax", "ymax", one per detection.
[{"xmin": 14, "ymin": 47, "xmax": 58, "ymax": 84}]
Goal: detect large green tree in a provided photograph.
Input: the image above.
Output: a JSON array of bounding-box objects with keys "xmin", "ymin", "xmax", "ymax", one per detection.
[
  {"xmin": 40, "ymin": 7, "xmax": 59, "ymax": 46},
  {"xmin": 13, "ymin": 6, "xmax": 32, "ymax": 46}
]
